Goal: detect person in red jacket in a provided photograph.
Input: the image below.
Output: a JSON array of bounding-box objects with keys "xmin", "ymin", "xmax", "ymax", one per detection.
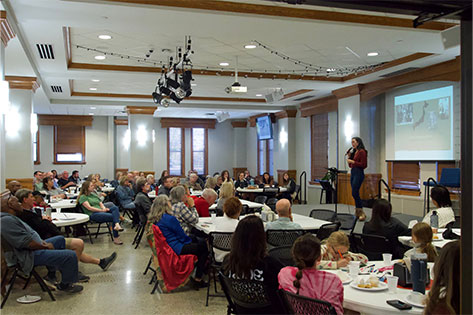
[
  {"xmin": 347, "ymin": 137, "xmax": 367, "ymax": 221},
  {"xmin": 192, "ymin": 188, "xmax": 218, "ymax": 217}
]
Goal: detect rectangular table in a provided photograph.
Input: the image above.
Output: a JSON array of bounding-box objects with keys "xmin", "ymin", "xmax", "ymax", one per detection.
[
  {"xmin": 209, "ymin": 199, "xmax": 264, "ymax": 210},
  {"xmin": 398, "ymin": 228, "xmax": 461, "ymax": 248},
  {"xmin": 195, "ymin": 213, "xmax": 330, "ymax": 234}
]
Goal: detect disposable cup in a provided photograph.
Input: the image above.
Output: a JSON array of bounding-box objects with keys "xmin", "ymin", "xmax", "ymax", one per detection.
[
  {"xmin": 348, "ymin": 261, "xmax": 360, "ymax": 277},
  {"xmin": 383, "ymin": 253, "xmax": 393, "ymax": 265},
  {"xmin": 386, "ymin": 275, "xmax": 398, "ymax": 293},
  {"xmin": 211, "ymin": 213, "xmax": 217, "ymax": 223}
]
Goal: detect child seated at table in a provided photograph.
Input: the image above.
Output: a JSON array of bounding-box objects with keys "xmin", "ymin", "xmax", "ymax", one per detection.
[
  {"xmin": 278, "ymin": 233, "xmax": 344, "ymax": 315},
  {"xmin": 403, "ymin": 222, "xmax": 438, "ymax": 262},
  {"xmin": 319, "ymin": 231, "xmax": 368, "ymax": 269}
]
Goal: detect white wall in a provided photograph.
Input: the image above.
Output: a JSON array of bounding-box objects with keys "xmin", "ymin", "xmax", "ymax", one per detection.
[
  {"xmin": 35, "ymin": 116, "xmax": 113, "ymax": 180},
  {"xmin": 115, "ymin": 124, "xmax": 130, "ymax": 170},
  {"xmin": 246, "ymin": 126, "xmax": 258, "ymax": 176},
  {"xmin": 338, "ymin": 95, "xmax": 360, "ymax": 169},
  {"xmin": 208, "ymin": 120, "xmax": 234, "ymax": 175},
  {"xmin": 153, "ymin": 118, "xmax": 167, "ymax": 175},
  {"xmin": 233, "ymin": 127, "xmax": 247, "ymax": 168}
]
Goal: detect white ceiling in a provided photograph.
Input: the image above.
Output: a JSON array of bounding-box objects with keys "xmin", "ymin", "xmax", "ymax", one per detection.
[{"xmin": 3, "ymin": 0, "xmax": 460, "ymax": 119}]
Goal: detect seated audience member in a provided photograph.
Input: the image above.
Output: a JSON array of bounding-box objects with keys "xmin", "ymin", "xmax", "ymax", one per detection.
[
  {"xmin": 43, "ymin": 177, "xmax": 67, "ymax": 199},
  {"xmin": 259, "ymin": 172, "xmax": 276, "ymax": 188},
  {"xmin": 169, "ymin": 186, "xmax": 199, "ymax": 235},
  {"xmin": 222, "ymin": 216, "xmax": 284, "ymax": 313},
  {"xmin": 422, "ymin": 185, "xmax": 455, "ymax": 228},
  {"xmin": 234, "ymin": 172, "xmax": 248, "ymax": 189},
  {"xmin": 139, "ymin": 172, "xmax": 145, "ymax": 177},
  {"xmin": 193, "ymin": 188, "xmax": 218, "ymax": 217},
  {"xmin": 149, "ymin": 195, "xmax": 209, "ymax": 289},
  {"xmin": 1, "ymin": 191, "xmax": 83, "ymax": 293},
  {"xmin": 279, "ymin": 172, "xmax": 296, "ymax": 201},
  {"xmin": 146, "ymin": 174, "xmax": 157, "ymax": 191},
  {"xmin": 213, "ymin": 197, "xmax": 241, "ymax": 262},
  {"xmin": 265, "ymin": 199, "xmax": 302, "ymax": 230},
  {"xmin": 424, "ymin": 241, "xmax": 460, "ymax": 315},
  {"xmin": 110, "ymin": 171, "xmax": 123, "ymax": 188},
  {"xmin": 216, "ymin": 181, "xmax": 234, "ymax": 210},
  {"xmin": 116, "ymin": 176, "xmax": 136, "ymax": 210},
  {"xmin": 134, "ymin": 178, "xmax": 152, "ymax": 216},
  {"xmin": 16, "ymin": 189, "xmax": 117, "ymax": 273},
  {"xmin": 33, "ymin": 171, "xmax": 45, "ymax": 191},
  {"xmin": 69, "ymin": 170, "xmax": 81, "ymax": 185},
  {"xmin": 58, "ymin": 171, "xmax": 76, "ymax": 189},
  {"xmin": 279, "ymin": 234, "xmax": 344, "ymax": 315},
  {"xmin": 244, "ymin": 170, "xmax": 253, "ymax": 184},
  {"xmin": 403, "ymin": 222, "xmax": 438, "ymax": 262},
  {"xmin": 32, "ymin": 191, "xmax": 47, "ymax": 209},
  {"xmin": 320, "ymin": 231, "xmax": 368, "ymax": 269},
  {"xmin": 214, "ymin": 175, "xmax": 223, "ymax": 193},
  {"xmin": 157, "ymin": 170, "xmax": 169, "ymax": 186},
  {"xmin": 78, "ymin": 181, "xmax": 123, "ymax": 245},
  {"xmin": 7, "ymin": 180, "xmax": 22, "ymax": 196},
  {"xmin": 362, "ymin": 199, "xmax": 410, "ymax": 258},
  {"xmin": 204, "ymin": 176, "xmax": 217, "ymax": 190},
  {"xmin": 43, "ymin": 171, "xmax": 59, "ymax": 188},
  {"xmin": 158, "ymin": 175, "xmax": 173, "ymax": 196},
  {"xmin": 186, "ymin": 173, "xmax": 203, "ymax": 191},
  {"xmin": 51, "ymin": 169, "xmax": 58, "ymax": 179},
  {"xmin": 221, "ymin": 170, "xmax": 232, "ymax": 183}
]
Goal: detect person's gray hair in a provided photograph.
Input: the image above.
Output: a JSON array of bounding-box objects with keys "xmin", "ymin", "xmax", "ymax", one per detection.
[
  {"xmin": 202, "ymin": 188, "xmax": 217, "ymax": 200},
  {"xmin": 15, "ymin": 188, "xmax": 32, "ymax": 203},
  {"xmin": 146, "ymin": 174, "xmax": 154, "ymax": 180},
  {"xmin": 148, "ymin": 195, "xmax": 171, "ymax": 223},
  {"xmin": 170, "ymin": 186, "xmax": 186, "ymax": 204}
]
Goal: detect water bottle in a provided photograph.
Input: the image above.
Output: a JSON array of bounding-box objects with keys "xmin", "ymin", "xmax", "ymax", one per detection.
[
  {"xmin": 411, "ymin": 253, "xmax": 428, "ymax": 294},
  {"xmin": 430, "ymin": 210, "xmax": 439, "ymax": 229},
  {"xmin": 250, "ymin": 179, "xmax": 254, "ymax": 186}
]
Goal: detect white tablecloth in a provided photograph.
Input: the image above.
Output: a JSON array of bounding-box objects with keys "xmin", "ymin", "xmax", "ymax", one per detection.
[
  {"xmin": 51, "ymin": 212, "xmax": 89, "ymax": 227},
  {"xmin": 195, "ymin": 213, "xmax": 330, "ymax": 234},
  {"xmin": 102, "ymin": 186, "xmax": 114, "ymax": 192},
  {"xmin": 326, "ymin": 261, "xmax": 429, "ymax": 315},
  {"xmin": 48, "ymin": 199, "xmax": 78, "ymax": 210},
  {"xmin": 236, "ymin": 187, "xmax": 287, "ymax": 193},
  {"xmin": 209, "ymin": 199, "xmax": 264, "ymax": 210},
  {"xmin": 398, "ymin": 228, "xmax": 461, "ymax": 248}
]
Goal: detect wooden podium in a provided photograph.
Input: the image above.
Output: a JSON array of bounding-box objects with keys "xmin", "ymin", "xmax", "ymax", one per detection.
[{"xmin": 337, "ymin": 173, "xmax": 381, "ymax": 206}]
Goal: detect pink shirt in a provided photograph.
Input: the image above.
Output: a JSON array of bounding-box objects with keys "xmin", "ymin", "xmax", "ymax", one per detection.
[{"xmin": 278, "ymin": 267, "xmax": 344, "ymax": 315}]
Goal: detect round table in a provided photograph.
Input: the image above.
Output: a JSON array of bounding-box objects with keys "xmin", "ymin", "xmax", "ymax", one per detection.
[
  {"xmin": 48, "ymin": 199, "xmax": 77, "ymax": 210},
  {"xmin": 236, "ymin": 187, "xmax": 287, "ymax": 193},
  {"xmin": 51, "ymin": 212, "xmax": 89, "ymax": 227}
]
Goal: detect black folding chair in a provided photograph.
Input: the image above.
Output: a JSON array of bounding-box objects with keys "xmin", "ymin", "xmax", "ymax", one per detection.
[
  {"xmin": 316, "ymin": 222, "xmax": 341, "ymax": 241},
  {"xmin": 268, "ymin": 246, "xmax": 294, "ymax": 267},
  {"xmin": 132, "ymin": 203, "xmax": 148, "ymax": 249},
  {"xmin": 254, "ymin": 195, "xmax": 268, "ymax": 205},
  {"xmin": 334, "ymin": 213, "xmax": 357, "ymax": 233},
  {"xmin": 266, "ymin": 229, "xmax": 306, "ymax": 247},
  {"xmin": 77, "ymin": 204, "xmax": 114, "ymax": 242},
  {"xmin": 309, "ymin": 209, "xmax": 336, "ymax": 222},
  {"xmin": 279, "ymin": 289, "xmax": 337, "ymax": 315},
  {"xmin": 266, "ymin": 198, "xmax": 278, "ymax": 212},
  {"xmin": 350, "ymin": 233, "xmax": 392, "ymax": 261},
  {"xmin": 207, "ymin": 232, "xmax": 234, "ymax": 307}
]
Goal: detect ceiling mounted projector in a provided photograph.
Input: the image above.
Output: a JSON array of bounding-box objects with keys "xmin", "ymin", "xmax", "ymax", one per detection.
[{"xmin": 225, "ymin": 56, "xmax": 247, "ymax": 94}]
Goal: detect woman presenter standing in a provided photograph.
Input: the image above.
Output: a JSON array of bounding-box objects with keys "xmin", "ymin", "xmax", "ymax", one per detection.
[{"xmin": 347, "ymin": 137, "xmax": 367, "ymax": 221}]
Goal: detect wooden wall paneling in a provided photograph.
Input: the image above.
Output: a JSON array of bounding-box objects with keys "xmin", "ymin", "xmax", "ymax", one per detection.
[
  {"xmin": 126, "ymin": 106, "xmax": 156, "ymax": 115},
  {"xmin": 275, "ymin": 109, "xmax": 298, "ymax": 119},
  {"xmin": 233, "ymin": 167, "xmax": 247, "ymax": 180},
  {"xmin": 161, "ymin": 118, "xmax": 216, "ymax": 129},
  {"xmin": 38, "ymin": 115, "xmax": 93, "ymax": 127},
  {"xmin": 332, "ymin": 84, "xmax": 364, "ymax": 99},
  {"xmin": 300, "ymin": 95, "xmax": 338, "ymax": 117},
  {"xmin": 5, "ymin": 178, "xmax": 34, "ymax": 190},
  {"xmin": 277, "ymin": 169, "xmax": 297, "ymax": 186},
  {"xmin": 114, "ymin": 119, "xmax": 128, "ymax": 125}
]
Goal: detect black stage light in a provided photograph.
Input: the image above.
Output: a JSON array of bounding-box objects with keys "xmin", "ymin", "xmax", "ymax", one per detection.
[
  {"xmin": 160, "ymin": 85, "xmax": 172, "ymax": 96},
  {"xmin": 169, "ymin": 92, "xmax": 182, "ymax": 104},
  {"xmin": 167, "ymin": 78, "xmax": 180, "ymax": 89},
  {"xmin": 152, "ymin": 91, "xmax": 162, "ymax": 104}
]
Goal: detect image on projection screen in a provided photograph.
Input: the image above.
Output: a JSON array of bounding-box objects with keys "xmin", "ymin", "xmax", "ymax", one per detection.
[{"xmin": 394, "ymin": 85, "xmax": 453, "ymax": 160}]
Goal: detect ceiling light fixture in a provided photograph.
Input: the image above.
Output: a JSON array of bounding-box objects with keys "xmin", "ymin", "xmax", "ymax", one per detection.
[
  {"xmin": 244, "ymin": 44, "xmax": 256, "ymax": 49},
  {"xmin": 367, "ymin": 52, "xmax": 379, "ymax": 56},
  {"xmin": 89, "ymin": 87, "xmax": 97, "ymax": 91},
  {"xmin": 98, "ymin": 34, "xmax": 112, "ymax": 40},
  {"xmin": 219, "ymin": 62, "xmax": 229, "ymax": 66},
  {"xmin": 88, "ymin": 113, "xmax": 94, "ymax": 115},
  {"xmin": 91, "ymin": 79, "xmax": 100, "ymax": 82},
  {"xmin": 90, "ymin": 106, "xmax": 96, "ymax": 109},
  {"xmin": 94, "ymin": 55, "xmax": 106, "ymax": 60},
  {"xmin": 256, "ymin": 94, "xmax": 263, "ymax": 97}
]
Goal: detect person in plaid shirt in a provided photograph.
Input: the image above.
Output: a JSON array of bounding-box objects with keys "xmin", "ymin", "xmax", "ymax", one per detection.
[{"xmin": 169, "ymin": 186, "xmax": 199, "ymax": 235}]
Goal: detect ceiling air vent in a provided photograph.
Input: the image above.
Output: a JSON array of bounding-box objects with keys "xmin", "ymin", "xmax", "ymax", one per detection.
[
  {"xmin": 380, "ymin": 67, "xmax": 419, "ymax": 78},
  {"xmin": 36, "ymin": 44, "xmax": 55, "ymax": 59},
  {"xmin": 294, "ymin": 95, "xmax": 315, "ymax": 102},
  {"xmin": 50, "ymin": 85, "xmax": 62, "ymax": 93}
]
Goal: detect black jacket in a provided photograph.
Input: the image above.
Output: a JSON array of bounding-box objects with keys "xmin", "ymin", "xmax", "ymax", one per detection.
[
  {"xmin": 17, "ymin": 209, "xmax": 61, "ymax": 239},
  {"xmin": 363, "ymin": 217, "xmax": 410, "ymax": 258}
]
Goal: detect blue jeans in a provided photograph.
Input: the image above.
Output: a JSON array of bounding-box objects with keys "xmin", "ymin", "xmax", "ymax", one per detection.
[
  {"xmin": 90, "ymin": 205, "xmax": 120, "ymax": 237},
  {"xmin": 34, "ymin": 236, "xmax": 78, "ymax": 284},
  {"xmin": 350, "ymin": 167, "xmax": 365, "ymax": 209},
  {"xmin": 122, "ymin": 202, "xmax": 135, "ymax": 210}
]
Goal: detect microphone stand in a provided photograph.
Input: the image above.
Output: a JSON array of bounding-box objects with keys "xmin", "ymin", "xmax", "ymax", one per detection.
[{"xmin": 325, "ymin": 167, "xmax": 347, "ymax": 214}]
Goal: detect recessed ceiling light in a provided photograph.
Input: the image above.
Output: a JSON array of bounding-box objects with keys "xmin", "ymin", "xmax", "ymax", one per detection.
[
  {"xmin": 244, "ymin": 44, "xmax": 256, "ymax": 49},
  {"xmin": 88, "ymin": 113, "xmax": 94, "ymax": 115},
  {"xmin": 256, "ymin": 94, "xmax": 263, "ymax": 97},
  {"xmin": 90, "ymin": 106, "xmax": 96, "ymax": 110},
  {"xmin": 219, "ymin": 62, "xmax": 229, "ymax": 66},
  {"xmin": 367, "ymin": 52, "xmax": 379, "ymax": 56},
  {"xmin": 94, "ymin": 55, "xmax": 106, "ymax": 60},
  {"xmin": 98, "ymin": 34, "xmax": 112, "ymax": 40},
  {"xmin": 89, "ymin": 87, "xmax": 97, "ymax": 91},
  {"xmin": 326, "ymin": 68, "xmax": 336, "ymax": 72},
  {"xmin": 191, "ymin": 83, "xmax": 197, "ymax": 87},
  {"xmin": 91, "ymin": 79, "xmax": 100, "ymax": 82}
]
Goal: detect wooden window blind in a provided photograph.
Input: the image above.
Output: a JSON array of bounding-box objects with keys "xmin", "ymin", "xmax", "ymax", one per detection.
[
  {"xmin": 53, "ymin": 125, "xmax": 85, "ymax": 164},
  {"xmin": 167, "ymin": 128, "xmax": 185, "ymax": 177},
  {"xmin": 191, "ymin": 128, "xmax": 208, "ymax": 175},
  {"xmin": 388, "ymin": 161, "xmax": 421, "ymax": 192},
  {"xmin": 311, "ymin": 113, "xmax": 329, "ymax": 181}
]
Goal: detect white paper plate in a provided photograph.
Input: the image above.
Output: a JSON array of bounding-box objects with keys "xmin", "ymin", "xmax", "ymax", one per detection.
[
  {"xmin": 350, "ymin": 281, "xmax": 388, "ymax": 291},
  {"xmin": 404, "ymin": 294, "xmax": 426, "ymax": 308}
]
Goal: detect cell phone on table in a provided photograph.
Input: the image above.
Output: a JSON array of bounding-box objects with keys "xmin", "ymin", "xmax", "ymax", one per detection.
[{"xmin": 387, "ymin": 300, "xmax": 412, "ymax": 310}]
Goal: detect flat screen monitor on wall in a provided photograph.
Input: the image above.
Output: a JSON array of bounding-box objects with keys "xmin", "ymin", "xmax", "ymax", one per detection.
[{"xmin": 256, "ymin": 115, "xmax": 273, "ymax": 140}]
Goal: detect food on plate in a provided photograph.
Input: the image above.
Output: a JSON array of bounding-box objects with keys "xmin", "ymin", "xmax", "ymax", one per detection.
[{"xmin": 368, "ymin": 275, "xmax": 379, "ymax": 287}]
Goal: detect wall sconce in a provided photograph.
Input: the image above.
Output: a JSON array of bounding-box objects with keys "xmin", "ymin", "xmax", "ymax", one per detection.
[
  {"xmin": 136, "ymin": 124, "xmax": 148, "ymax": 147},
  {"xmin": 279, "ymin": 126, "xmax": 288, "ymax": 149},
  {"xmin": 344, "ymin": 114, "xmax": 354, "ymax": 143}
]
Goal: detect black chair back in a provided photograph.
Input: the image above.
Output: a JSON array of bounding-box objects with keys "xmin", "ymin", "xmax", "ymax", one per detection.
[
  {"xmin": 316, "ymin": 222, "xmax": 341, "ymax": 241},
  {"xmin": 263, "ymin": 187, "xmax": 280, "ymax": 195},
  {"xmin": 209, "ymin": 232, "xmax": 233, "ymax": 253},
  {"xmin": 254, "ymin": 195, "xmax": 268, "ymax": 205},
  {"xmin": 266, "ymin": 198, "xmax": 278, "ymax": 212},
  {"xmin": 218, "ymin": 272, "xmax": 272, "ymax": 313},
  {"xmin": 309, "ymin": 209, "xmax": 336, "ymax": 222},
  {"xmin": 268, "ymin": 246, "xmax": 294, "ymax": 267},
  {"xmin": 240, "ymin": 204, "xmax": 251, "ymax": 215},
  {"xmin": 334, "ymin": 213, "xmax": 357, "ymax": 232},
  {"xmin": 266, "ymin": 229, "xmax": 306, "ymax": 247},
  {"xmin": 350, "ymin": 233, "xmax": 392, "ymax": 261},
  {"xmin": 280, "ymin": 289, "xmax": 337, "ymax": 315}
]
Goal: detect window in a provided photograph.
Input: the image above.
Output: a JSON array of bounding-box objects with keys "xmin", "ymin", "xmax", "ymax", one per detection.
[
  {"xmin": 257, "ymin": 139, "xmax": 274, "ymax": 176},
  {"xmin": 33, "ymin": 129, "xmax": 40, "ymax": 165},
  {"xmin": 311, "ymin": 113, "xmax": 329, "ymax": 181},
  {"xmin": 168, "ymin": 127, "xmax": 185, "ymax": 176},
  {"xmin": 191, "ymin": 128, "xmax": 208, "ymax": 175},
  {"xmin": 54, "ymin": 125, "xmax": 85, "ymax": 164}
]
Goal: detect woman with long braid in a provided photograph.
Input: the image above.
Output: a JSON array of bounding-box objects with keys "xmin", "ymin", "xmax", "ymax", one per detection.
[{"xmin": 278, "ymin": 234, "xmax": 344, "ymax": 314}]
